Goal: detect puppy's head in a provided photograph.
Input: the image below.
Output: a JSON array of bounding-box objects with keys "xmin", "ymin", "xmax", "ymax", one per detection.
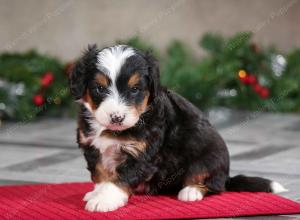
[{"xmin": 70, "ymin": 44, "xmax": 160, "ymax": 131}]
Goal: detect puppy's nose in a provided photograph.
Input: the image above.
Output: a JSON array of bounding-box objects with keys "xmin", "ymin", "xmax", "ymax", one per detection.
[{"xmin": 110, "ymin": 113, "xmax": 125, "ymax": 124}]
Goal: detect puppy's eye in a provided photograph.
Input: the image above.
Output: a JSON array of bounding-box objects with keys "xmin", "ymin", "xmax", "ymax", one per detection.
[
  {"xmin": 131, "ymin": 86, "xmax": 140, "ymax": 94},
  {"xmin": 95, "ymin": 85, "xmax": 106, "ymax": 94}
]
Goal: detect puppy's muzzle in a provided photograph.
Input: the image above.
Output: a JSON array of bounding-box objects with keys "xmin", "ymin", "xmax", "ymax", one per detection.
[{"xmin": 110, "ymin": 112, "xmax": 125, "ymax": 124}]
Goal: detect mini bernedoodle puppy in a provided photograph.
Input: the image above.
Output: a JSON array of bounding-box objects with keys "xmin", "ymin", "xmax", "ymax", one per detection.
[{"xmin": 69, "ymin": 45, "xmax": 287, "ymax": 212}]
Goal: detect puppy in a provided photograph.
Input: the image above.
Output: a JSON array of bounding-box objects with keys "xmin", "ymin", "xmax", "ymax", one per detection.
[{"xmin": 69, "ymin": 45, "xmax": 287, "ymax": 212}]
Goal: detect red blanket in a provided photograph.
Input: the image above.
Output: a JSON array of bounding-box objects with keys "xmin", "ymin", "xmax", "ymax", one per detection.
[{"xmin": 0, "ymin": 182, "xmax": 299, "ymax": 219}]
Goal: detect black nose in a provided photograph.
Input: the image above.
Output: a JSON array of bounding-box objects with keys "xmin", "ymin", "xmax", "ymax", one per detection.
[{"xmin": 110, "ymin": 113, "xmax": 125, "ymax": 124}]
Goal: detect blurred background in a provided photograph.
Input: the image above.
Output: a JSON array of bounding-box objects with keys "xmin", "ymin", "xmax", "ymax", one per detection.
[
  {"xmin": 1, "ymin": 0, "xmax": 300, "ymax": 121},
  {"xmin": 0, "ymin": 0, "xmax": 299, "ymax": 215}
]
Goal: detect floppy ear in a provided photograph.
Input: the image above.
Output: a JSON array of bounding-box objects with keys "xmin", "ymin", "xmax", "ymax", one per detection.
[
  {"xmin": 69, "ymin": 44, "xmax": 98, "ymax": 100},
  {"xmin": 144, "ymin": 51, "xmax": 161, "ymax": 101}
]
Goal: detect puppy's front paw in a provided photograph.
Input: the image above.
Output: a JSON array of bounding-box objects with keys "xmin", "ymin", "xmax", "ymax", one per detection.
[
  {"xmin": 83, "ymin": 190, "xmax": 97, "ymax": 202},
  {"xmin": 84, "ymin": 182, "xmax": 129, "ymax": 212},
  {"xmin": 178, "ymin": 186, "xmax": 204, "ymax": 202}
]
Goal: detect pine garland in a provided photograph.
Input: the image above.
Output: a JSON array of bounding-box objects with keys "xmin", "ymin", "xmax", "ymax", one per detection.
[
  {"xmin": 1, "ymin": 32, "xmax": 300, "ymax": 121},
  {"xmin": 0, "ymin": 50, "xmax": 75, "ymax": 121},
  {"xmin": 123, "ymin": 33, "xmax": 300, "ymax": 112}
]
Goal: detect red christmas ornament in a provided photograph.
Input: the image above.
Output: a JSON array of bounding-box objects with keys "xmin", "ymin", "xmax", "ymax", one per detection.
[
  {"xmin": 239, "ymin": 70, "xmax": 269, "ymax": 99},
  {"xmin": 239, "ymin": 76, "xmax": 250, "ymax": 84},
  {"xmin": 247, "ymin": 75, "xmax": 257, "ymax": 85},
  {"xmin": 252, "ymin": 84, "xmax": 263, "ymax": 93},
  {"xmin": 259, "ymin": 87, "xmax": 269, "ymax": 99},
  {"xmin": 239, "ymin": 76, "xmax": 248, "ymax": 84},
  {"xmin": 33, "ymin": 94, "xmax": 45, "ymax": 106},
  {"xmin": 41, "ymin": 72, "xmax": 54, "ymax": 88}
]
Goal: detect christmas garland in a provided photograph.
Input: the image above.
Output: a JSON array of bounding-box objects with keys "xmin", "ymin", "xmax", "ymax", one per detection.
[
  {"xmin": 1, "ymin": 33, "xmax": 300, "ymax": 122},
  {"xmin": 122, "ymin": 34, "xmax": 300, "ymax": 112},
  {"xmin": 0, "ymin": 50, "xmax": 75, "ymax": 121}
]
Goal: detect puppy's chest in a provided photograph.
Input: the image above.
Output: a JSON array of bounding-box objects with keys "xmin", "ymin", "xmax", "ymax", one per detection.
[
  {"xmin": 92, "ymin": 135, "xmax": 125, "ymax": 173},
  {"xmin": 91, "ymin": 132, "xmax": 146, "ymax": 173}
]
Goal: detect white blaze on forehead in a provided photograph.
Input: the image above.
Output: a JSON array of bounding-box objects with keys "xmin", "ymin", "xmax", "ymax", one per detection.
[
  {"xmin": 91, "ymin": 45, "xmax": 139, "ymax": 130},
  {"xmin": 96, "ymin": 45, "xmax": 135, "ymax": 82}
]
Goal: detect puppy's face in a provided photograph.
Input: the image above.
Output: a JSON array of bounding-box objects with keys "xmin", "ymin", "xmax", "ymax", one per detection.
[{"xmin": 70, "ymin": 45, "xmax": 160, "ymax": 131}]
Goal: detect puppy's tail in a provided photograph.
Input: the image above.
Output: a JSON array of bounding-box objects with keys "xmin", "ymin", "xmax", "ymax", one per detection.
[{"xmin": 225, "ymin": 175, "xmax": 288, "ymax": 193}]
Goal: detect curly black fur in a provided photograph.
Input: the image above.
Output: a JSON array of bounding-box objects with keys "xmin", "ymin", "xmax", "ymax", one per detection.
[{"xmin": 70, "ymin": 45, "xmax": 275, "ymax": 196}]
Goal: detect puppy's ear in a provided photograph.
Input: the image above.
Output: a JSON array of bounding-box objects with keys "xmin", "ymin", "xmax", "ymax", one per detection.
[
  {"xmin": 69, "ymin": 44, "xmax": 98, "ymax": 100},
  {"xmin": 144, "ymin": 51, "xmax": 161, "ymax": 101}
]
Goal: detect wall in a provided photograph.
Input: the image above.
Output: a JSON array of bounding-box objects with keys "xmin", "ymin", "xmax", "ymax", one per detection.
[{"xmin": 0, "ymin": 0, "xmax": 299, "ymax": 60}]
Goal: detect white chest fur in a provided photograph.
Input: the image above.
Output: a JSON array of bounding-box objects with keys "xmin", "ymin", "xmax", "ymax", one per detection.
[
  {"xmin": 80, "ymin": 121, "xmax": 141, "ymax": 173},
  {"xmin": 92, "ymin": 135, "xmax": 122, "ymax": 154},
  {"xmin": 91, "ymin": 135, "xmax": 125, "ymax": 173}
]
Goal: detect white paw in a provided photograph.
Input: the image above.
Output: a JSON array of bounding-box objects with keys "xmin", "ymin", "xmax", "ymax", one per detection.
[
  {"xmin": 83, "ymin": 183, "xmax": 104, "ymax": 201},
  {"xmin": 178, "ymin": 186, "xmax": 204, "ymax": 202},
  {"xmin": 271, "ymin": 181, "xmax": 288, "ymax": 194},
  {"xmin": 83, "ymin": 190, "xmax": 98, "ymax": 202},
  {"xmin": 84, "ymin": 182, "xmax": 129, "ymax": 212}
]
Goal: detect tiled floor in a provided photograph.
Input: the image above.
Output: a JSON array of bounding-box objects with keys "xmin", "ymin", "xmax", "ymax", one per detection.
[{"xmin": 0, "ymin": 110, "xmax": 299, "ymax": 219}]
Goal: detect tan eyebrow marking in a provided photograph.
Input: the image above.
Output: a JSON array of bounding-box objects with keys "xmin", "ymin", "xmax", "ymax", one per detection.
[
  {"xmin": 95, "ymin": 73, "xmax": 109, "ymax": 87},
  {"xmin": 128, "ymin": 73, "xmax": 140, "ymax": 88}
]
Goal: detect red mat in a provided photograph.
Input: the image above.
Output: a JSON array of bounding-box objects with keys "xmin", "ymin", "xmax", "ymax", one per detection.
[{"xmin": 0, "ymin": 182, "xmax": 299, "ymax": 219}]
